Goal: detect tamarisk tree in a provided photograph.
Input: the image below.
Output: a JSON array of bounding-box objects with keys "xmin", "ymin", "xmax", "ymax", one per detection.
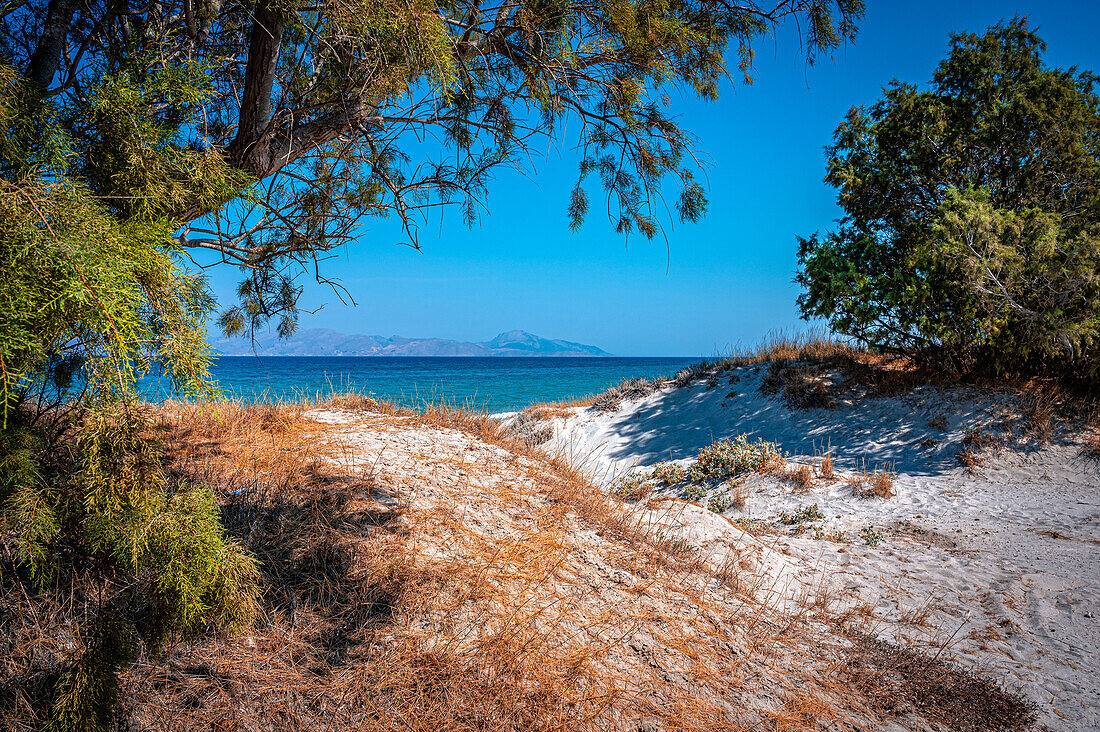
[
  {"xmin": 0, "ymin": 1, "xmax": 860, "ymax": 729},
  {"xmin": 5, "ymin": 0, "xmax": 861, "ymax": 333}
]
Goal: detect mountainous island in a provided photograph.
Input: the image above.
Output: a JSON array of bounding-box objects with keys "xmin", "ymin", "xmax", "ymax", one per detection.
[{"xmin": 210, "ymin": 328, "xmax": 612, "ymax": 357}]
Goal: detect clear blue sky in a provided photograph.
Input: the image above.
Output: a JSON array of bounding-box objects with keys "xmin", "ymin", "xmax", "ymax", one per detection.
[{"xmin": 205, "ymin": 1, "xmax": 1100, "ymax": 356}]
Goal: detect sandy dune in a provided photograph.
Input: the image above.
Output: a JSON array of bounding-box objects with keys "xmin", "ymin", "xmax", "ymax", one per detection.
[{"xmin": 535, "ymin": 365, "xmax": 1100, "ymax": 731}]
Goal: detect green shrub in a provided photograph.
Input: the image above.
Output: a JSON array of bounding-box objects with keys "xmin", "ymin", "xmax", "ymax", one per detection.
[
  {"xmin": 689, "ymin": 435, "xmax": 782, "ymax": 483},
  {"xmin": 797, "ymin": 19, "xmax": 1100, "ymax": 383},
  {"xmin": 649, "ymin": 461, "xmax": 687, "ymax": 485},
  {"xmin": 860, "ymin": 526, "xmax": 885, "ymax": 547},
  {"xmin": 777, "ymin": 504, "xmax": 825, "ymax": 525},
  {"xmin": 0, "ymin": 64, "xmax": 256, "ymax": 731},
  {"xmin": 706, "ymin": 494, "xmax": 733, "ymax": 513}
]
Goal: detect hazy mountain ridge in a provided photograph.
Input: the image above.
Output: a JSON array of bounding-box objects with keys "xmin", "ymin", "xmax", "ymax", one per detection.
[{"xmin": 210, "ymin": 328, "xmax": 611, "ymax": 356}]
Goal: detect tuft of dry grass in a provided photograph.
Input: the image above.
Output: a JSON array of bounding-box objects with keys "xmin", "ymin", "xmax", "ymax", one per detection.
[
  {"xmin": 761, "ymin": 362, "xmax": 836, "ymax": 409},
  {"xmin": 847, "ymin": 461, "xmax": 896, "ymax": 499},
  {"xmin": 957, "ymin": 427, "xmax": 1006, "ymax": 470},
  {"xmin": 522, "ymin": 395, "xmax": 595, "ymax": 421},
  {"xmin": 710, "ymin": 329, "xmax": 866, "ymax": 369},
  {"xmin": 869, "ymin": 470, "xmax": 895, "ymax": 498},
  {"xmin": 590, "ymin": 376, "xmax": 664, "ymax": 412},
  {"xmin": 1021, "ymin": 385, "xmax": 1062, "ymax": 444},
  {"xmin": 507, "ymin": 410, "xmax": 555, "ymax": 446},
  {"xmin": 1084, "ymin": 428, "xmax": 1100, "ymax": 460},
  {"xmin": 730, "ymin": 480, "xmax": 750, "ymax": 510},
  {"xmin": 783, "ymin": 463, "xmax": 814, "ymax": 492},
  {"xmin": 813, "ymin": 440, "xmax": 837, "ymax": 482}
]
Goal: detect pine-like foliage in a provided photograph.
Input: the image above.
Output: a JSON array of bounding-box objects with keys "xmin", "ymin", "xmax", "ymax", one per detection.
[
  {"xmin": 797, "ymin": 19, "xmax": 1100, "ymax": 382},
  {"xmin": 0, "ymin": 64, "xmax": 258, "ymax": 731},
  {"xmin": 0, "ymin": 1, "xmax": 863, "ymax": 338}
]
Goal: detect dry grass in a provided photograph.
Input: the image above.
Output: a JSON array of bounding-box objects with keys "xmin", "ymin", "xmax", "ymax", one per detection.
[
  {"xmin": 1020, "ymin": 385, "xmax": 1062, "ymax": 444},
  {"xmin": 707, "ymin": 329, "xmax": 867, "ymax": 369},
  {"xmin": 583, "ymin": 330, "xmax": 881, "ymax": 412},
  {"xmin": 730, "ymin": 481, "xmax": 750, "ymax": 510},
  {"xmin": 523, "ymin": 395, "xmax": 595, "ymax": 421},
  {"xmin": 1084, "ymin": 428, "xmax": 1100, "ymax": 460},
  {"xmin": 812, "ymin": 440, "xmax": 837, "ymax": 483},
  {"xmin": 761, "ymin": 362, "xmax": 836, "ymax": 409},
  {"xmin": 589, "ymin": 375, "xmax": 667, "ymax": 412},
  {"xmin": 957, "ymin": 427, "xmax": 1006, "ymax": 470},
  {"xmin": 847, "ymin": 462, "xmax": 896, "ymax": 499},
  {"xmin": 783, "ymin": 463, "xmax": 814, "ymax": 492},
  {"xmin": 0, "ymin": 393, "xmax": 1033, "ymax": 732},
  {"xmin": 840, "ymin": 633, "xmax": 1035, "ymax": 732}
]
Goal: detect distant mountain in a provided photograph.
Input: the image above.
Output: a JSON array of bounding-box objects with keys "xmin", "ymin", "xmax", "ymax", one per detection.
[{"xmin": 210, "ymin": 328, "xmax": 611, "ymax": 357}]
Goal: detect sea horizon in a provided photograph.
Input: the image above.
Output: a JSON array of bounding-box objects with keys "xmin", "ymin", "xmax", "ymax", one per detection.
[{"xmin": 143, "ymin": 355, "xmax": 704, "ymax": 413}]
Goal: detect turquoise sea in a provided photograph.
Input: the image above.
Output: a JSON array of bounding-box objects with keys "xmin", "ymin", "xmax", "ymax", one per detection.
[{"xmin": 141, "ymin": 356, "xmax": 701, "ymax": 413}]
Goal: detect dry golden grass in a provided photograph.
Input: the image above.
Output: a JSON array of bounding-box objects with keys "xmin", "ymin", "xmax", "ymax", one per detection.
[
  {"xmin": 523, "ymin": 394, "xmax": 596, "ymax": 419},
  {"xmin": 761, "ymin": 362, "xmax": 836, "ymax": 409},
  {"xmin": 142, "ymin": 397, "xmax": 808, "ymax": 730},
  {"xmin": 0, "ymin": 393, "xmax": 1032, "ymax": 732},
  {"xmin": 730, "ymin": 481, "xmax": 750, "ymax": 511},
  {"xmin": 956, "ymin": 427, "xmax": 1006, "ymax": 470},
  {"xmin": 869, "ymin": 470, "xmax": 896, "ymax": 499},
  {"xmin": 783, "ymin": 463, "xmax": 814, "ymax": 493},
  {"xmin": 1084, "ymin": 428, "xmax": 1100, "ymax": 460},
  {"xmin": 847, "ymin": 462, "xmax": 896, "ymax": 499},
  {"xmin": 708, "ymin": 329, "xmax": 867, "ymax": 369},
  {"xmin": 1020, "ymin": 384, "xmax": 1062, "ymax": 444}
]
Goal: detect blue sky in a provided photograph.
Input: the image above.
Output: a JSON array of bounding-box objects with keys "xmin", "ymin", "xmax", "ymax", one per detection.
[{"xmin": 205, "ymin": 1, "xmax": 1100, "ymax": 356}]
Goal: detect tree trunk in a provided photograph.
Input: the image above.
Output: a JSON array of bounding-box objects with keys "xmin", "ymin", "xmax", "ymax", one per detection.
[
  {"xmin": 229, "ymin": 5, "xmax": 285, "ymax": 176},
  {"xmin": 23, "ymin": 0, "xmax": 77, "ymax": 90}
]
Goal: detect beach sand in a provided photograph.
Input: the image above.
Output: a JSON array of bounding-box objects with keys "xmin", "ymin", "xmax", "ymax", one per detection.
[{"xmin": 529, "ymin": 364, "xmax": 1100, "ymax": 731}]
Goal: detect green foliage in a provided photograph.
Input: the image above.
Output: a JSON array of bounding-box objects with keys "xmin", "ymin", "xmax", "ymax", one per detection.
[
  {"xmin": 1, "ymin": 2, "xmax": 862, "ymax": 337},
  {"xmin": 0, "ymin": 64, "xmax": 257, "ymax": 731},
  {"xmin": 82, "ymin": 62, "xmax": 251, "ymax": 222},
  {"xmin": 797, "ymin": 19, "xmax": 1100, "ymax": 381},
  {"xmin": 706, "ymin": 493, "xmax": 732, "ymax": 513},
  {"xmin": 611, "ymin": 473, "xmax": 648, "ymax": 500},
  {"xmin": 648, "ymin": 461, "xmax": 686, "ymax": 485},
  {"xmin": 683, "ymin": 482, "xmax": 706, "ymax": 500},
  {"xmin": 777, "ymin": 504, "xmax": 825, "ymax": 525},
  {"xmin": 689, "ymin": 434, "xmax": 781, "ymax": 483},
  {"xmin": 0, "ymin": 426, "xmax": 58, "ymax": 579},
  {"xmin": 79, "ymin": 405, "xmax": 259, "ymax": 648},
  {"xmin": 44, "ymin": 613, "xmax": 138, "ymax": 732},
  {"xmin": 860, "ymin": 526, "xmax": 884, "ymax": 546}
]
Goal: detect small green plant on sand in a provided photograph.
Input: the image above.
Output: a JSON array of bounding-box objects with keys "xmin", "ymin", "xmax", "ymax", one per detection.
[
  {"xmin": 649, "ymin": 462, "xmax": 687, "ymax": 485},
  {"xmin": 689, "ymin": 434, "xmax": 782, "ymax": 483},
  {"xmin": 683, "ymin": 483, "xmax": 706, "ymax": 500},
  {"xmin": 860, "ymin": 526, "xmax": 885, "ymax": 546},
  {"xmin": 814, "ymin": 525, "xmax": 849, "ymax": 542},
  {"xmin": 778, "ymin": 504, "xmax": 825, "ymax": 525},
  {"xmin": 612, "ymin": 474, "xmax": 649, "ymax": 501},
  {"xmin": 707, "ymin": 494, "xmax": 733, "ymax": 513}
]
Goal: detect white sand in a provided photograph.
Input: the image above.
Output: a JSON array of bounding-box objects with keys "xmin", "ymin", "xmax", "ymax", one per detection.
[{"xmin": 539, "ymin": 364, "xmax": 1100, "ymax": 731}]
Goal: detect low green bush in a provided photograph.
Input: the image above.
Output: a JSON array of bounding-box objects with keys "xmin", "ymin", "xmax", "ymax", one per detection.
[{"xmin": 688, "ymin": 435, "xmax": 782, "ymax": 483}]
